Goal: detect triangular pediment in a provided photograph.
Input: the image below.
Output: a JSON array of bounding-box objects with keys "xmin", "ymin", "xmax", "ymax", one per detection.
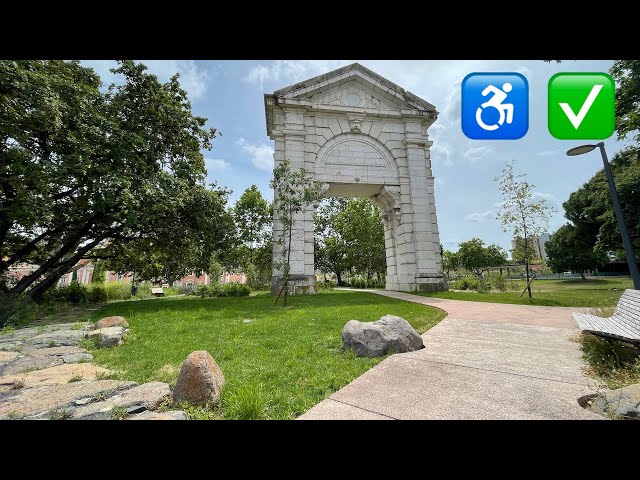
[{"xmin": 272, "ymin": 63, "xmax": 436, "ymax": 114}]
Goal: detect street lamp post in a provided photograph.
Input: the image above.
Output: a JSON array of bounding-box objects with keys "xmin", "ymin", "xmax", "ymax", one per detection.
[{"xmin": 567, "ymin": 142, "xmax": 640, "ymax": 289}]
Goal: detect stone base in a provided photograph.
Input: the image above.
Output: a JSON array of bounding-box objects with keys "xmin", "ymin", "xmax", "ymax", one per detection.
[
  {"xmin": 415, "ymin": 274, "xmax": 448, "ymax": 292},
  {"xmin": 271, "ymin": 274, "xmax": 316, "ymax": 296},
  {"xmin": 385, "ymin": 274, "xmax": 448, "ymax": 292}
]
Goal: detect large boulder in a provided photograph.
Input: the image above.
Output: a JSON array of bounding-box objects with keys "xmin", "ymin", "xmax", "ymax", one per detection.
[
  {"xmin": 342, "ymin": 314, "xmax": 424, "ymax": 357},
  {"xmin": 173, "ymin": 351, "xmax": 225, "ymax": 406},
  {"xmin": 94, "ymin": 316, "xmax": 129, "ymax": 329}
]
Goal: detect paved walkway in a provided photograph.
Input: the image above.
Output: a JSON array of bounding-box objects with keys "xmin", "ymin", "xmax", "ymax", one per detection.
[{"xmin": 300, "ymin": 290, "xmax": 603, "ymax": 420}]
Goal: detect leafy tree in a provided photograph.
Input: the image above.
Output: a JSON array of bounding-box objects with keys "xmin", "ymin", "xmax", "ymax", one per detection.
[
  {"xmin": 233, "ymin": 185, "xmax": 271, "ymax": 264},
  {"xmin": 91, "ymin": 260, "xmax": 106, "ymax": 283},
  {"xmin": 314, "ymin": 198, "xmax": 386, "ymax": 285},
  {"xmin": 546, "ymin": 224, "xmax": 608, "ymax": 280},
  {"xmin": 610, "ymin": 60, "xmax": 640, "ymax": 142},
  {"xmin": 0, "ymin": 60, "xmax": 229, "ymax": 300},
  {"xmin": 270, "ymin": 159, "xmax": 323, "ymax": 306},
  {"xmin": 495, "ymin": 159, "xmax": 555, "ymax": 298},
  {"xmin": 441, "ymin": 249, "xmax": 460, "ymax": 277},
  {"xmin": 563, "ymin": 146, "xmax": 640, "ymax": 263},
  {"xmin": 457, "ymin": 238, "xmax": 507, "ymax": 276}
]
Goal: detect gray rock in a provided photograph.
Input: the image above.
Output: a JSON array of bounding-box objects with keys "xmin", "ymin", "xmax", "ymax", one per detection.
[
  {"xmin": 74, "ymin": 397, "xmax": 93, "ymax": 406},
  {"xmin": 72, "ymin": 381, "xmax": 171, "ymax": 419},
  {"xmin": 129, "ymin": 410, "xmax": 189, "ymax": 420},
  {"xmin": 87, "ymin": 326, "xmax": 126, "ymax": 348},
  {"xmin": 0, "ymin": 342, "xmax": 23, "ymax": 352},
  {"xmin": 0, "ymin": 354, "xmax": 64, "ymax": 376},
  {"xmin": 590, "ymin": 383, "xmax": 640, "ymax": 419},
  {"xmin": 28, "ymin": 330, "xmax": 85, "ymax": 347},
  {"xmin": 342, "ymin": 314, "xmax": 424, "ymax": 357},
  {"xmin": 62, "ymin": 353, "xmax": 93, "ymax": 363},
  {"xmin": 94, "ymin": 316, "xmax": 129, "ymax": 330}
]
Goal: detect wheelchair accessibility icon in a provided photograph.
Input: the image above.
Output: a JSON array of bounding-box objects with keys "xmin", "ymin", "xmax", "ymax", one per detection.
[{"xmin": 462, "ymin": 73, "xmax": 528, "ymax": 140}]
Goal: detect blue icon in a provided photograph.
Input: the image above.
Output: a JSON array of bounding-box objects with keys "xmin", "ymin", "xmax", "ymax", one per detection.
[{"xmin": 461, "ymin": 72, "xmax": 529, "ymax": 140}]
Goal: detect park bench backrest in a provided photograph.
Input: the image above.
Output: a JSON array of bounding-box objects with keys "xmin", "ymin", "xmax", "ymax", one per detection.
[{"xmin": 614, "ymin": 289, "xmax": 640, "ymax": 328}]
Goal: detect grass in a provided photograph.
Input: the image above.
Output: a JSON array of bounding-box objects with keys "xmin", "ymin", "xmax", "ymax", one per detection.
[
  {"xmin": 413, "ymin": 277, "xmax": 633, "ymax": 307},
  {"xmin": 68, "ymin": 374, "xmax": 83, "ymax": 383},
  {"xmin": 580, "ymin": 332, "xmax": 640, "ymax": 390},
  {"xmin": 88, "ymin": 290, "xmax": 445, "ymax": 419},
  {"xmin": 110, "ymin": 406, "xmax": 128, "ymax": 420}
]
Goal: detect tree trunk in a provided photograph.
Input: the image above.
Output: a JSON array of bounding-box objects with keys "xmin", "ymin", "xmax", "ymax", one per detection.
[
  {"xmin": 336, "ymin": 271, "xmax": 342, "ymax": 286},
  {"xmin": 580, "ymin": 271, "xmax": 587, "ymax": 281}
]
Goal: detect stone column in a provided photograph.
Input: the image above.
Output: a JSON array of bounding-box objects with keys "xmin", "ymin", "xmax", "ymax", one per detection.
[
  {"xmin": 271, "ymin": 108, "xmax": 316, "ymax": 296},
  {"xmin": 404, "ymin": 121, "xmax": 447, "ymax": 292}
]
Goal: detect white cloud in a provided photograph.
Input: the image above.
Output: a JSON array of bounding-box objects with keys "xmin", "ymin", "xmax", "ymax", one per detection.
[
  {"xmin": 243, "ymin": 60, "xmax": 350, "ymax": 89},
  {"xmin": 537, "ymin": 149, "xmax": 561, "ymax": 157},
  {"xmin": 205, "ymin": 158, "xmax": 230, "ymax": 172},
  {"xmin": 236, "ymin": 137, "xmax": 274, "ymax": 171},
  {"xmin": 463, "ymin": 146, "xmax": 493, "ymax": 163},
  {"xmin": 464, "ymin": 210, "xmax": 495, "ymax": 222},
  {"xmin": 431, "ymin": 142, "xmax": 454, "ymax": 167}
]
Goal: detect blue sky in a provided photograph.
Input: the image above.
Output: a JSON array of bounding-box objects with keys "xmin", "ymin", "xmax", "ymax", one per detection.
[{"xmin": 82, "ymin": 60, "xmax": 631, "ymax": 253}]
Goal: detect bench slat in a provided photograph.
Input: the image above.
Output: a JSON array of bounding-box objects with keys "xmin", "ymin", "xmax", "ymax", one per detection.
[{"xmin": 572, "ymin": 313, "xmax": 640, "ymax": 340}]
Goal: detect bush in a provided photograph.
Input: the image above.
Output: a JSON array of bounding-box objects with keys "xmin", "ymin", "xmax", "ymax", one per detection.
[
  {"xmin": 195, "ymin": 282, "xmax": 251, "ymax": 298},
  {"xmin": 86, "ymin": 285, "xmax": 108, "ymax": 303},
  {"xmin": 0, "ymin": 292, "xmax": 39, "ymax": 328},
  {"xmin": 452, "ymin": 276, "xmax": 479, "ymax": 291},
  {"xmin": 317, "ymin": 280, "xmax": 336, "ymax": 290},
  {"xmin": 176, "ymin": 284, "xmax": 196, "ymax": 295},
  {"xmin": 475, "ymin": 277, "xmax": 491, "ymax": 293},
  {"xmin": 490, "ymin": 274, "xmax": 508, "ymax": 292},
  {"xmin": 104, "ymin": 282, "xmax": 133, "ymax": 300},
  {"xmin": 48, "ymin": 281, "xmax": 88, "ymax": 305}
]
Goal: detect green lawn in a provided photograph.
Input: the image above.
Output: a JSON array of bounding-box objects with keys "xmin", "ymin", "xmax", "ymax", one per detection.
[
  {"xmin": 413, "ymin": 277, "xmax": 634, "ymax": 307},
  {"xmin": 88, "ymin": 290, "xmax": 445, "ymax": 419}
]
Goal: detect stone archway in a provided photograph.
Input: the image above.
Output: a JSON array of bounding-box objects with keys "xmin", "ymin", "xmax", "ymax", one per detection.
[{"xmin": 264, "ymin": 63, "xmax": 447, "ymax": 294}]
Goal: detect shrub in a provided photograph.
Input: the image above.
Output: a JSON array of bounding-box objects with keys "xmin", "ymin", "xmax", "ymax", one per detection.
[
  {"xmin": 317, "ymin": 280, "xmax": 336, "ymax": 290},
  {"xmin": 452, "ymin": 276, "xmax": 479, "ymax": 291},
  {"xmin": 86, "ymin": 285, "xmax": 108, "ymax": 304},
  {"xmin": 104, "ymin": 282, "xmax": 133, "ymax": 300},
  {"xmin": 490, "ymin": 274, "xmax": 508, "ymax": 292},
  {"xmin": 0, "ymin": 292, "xmax": 39, "ymax": 328},
  {"xmin": 195, "ymin": 282, "xmax": 250, "ymax": 298},
  {"xmin": 50, "ymin": 281, "xmax": 88, "ymax": 305},
  {"xmin": 134, "ymin": 282, "xmax": 152, "ymax": 298},
  {"xmin": 176, "ymin": 284, "xmax": 196, "ymax": 295},
  {"xmin": 367, "ymin": 278, "xmax": 385, "ymax": 288},
  {"xmin": 475, "ymin": 277, "xmax": 491, "ymax": 293}
]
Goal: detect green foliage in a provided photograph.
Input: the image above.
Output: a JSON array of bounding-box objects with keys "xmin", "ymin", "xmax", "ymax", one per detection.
[
  {"xmin": 546, "ymin": 224, "xmax": 608, "ymax": 278},
  {"xmin": 104, "ymin": 283, "xmax": 133, "ymax": 301},
  {"xmin": 233, "ymin": 185, "xmax": 271, "ymax": 262},
  {"xmin": 0, "ymin": 292, "xmax": 38, "ymax": 328},
  {"xmin": 49, "ymin": 281, "xmax": 88, "ymax": 305},
  {"xmin": 91, "ymin": 261, "xmax": 106, "ymax": 284},
  {"xmin": 488, "ymin": 273, "xmax": 509, "ymax": 292},
  {"xmin": 457, "ymin": 238, "xmax": 508, "ymax": 276},
  {"xmin": 581, "ymin": 333, "xmax": 640, "ymax": 389},
  {"xmin": 442, "ymin": 249, "xmax": 460, "ymax": 277},
  {"xmin": 314, "ymin": 198, "xmax": 386, "ymax": 285},
  {"xmin": 88, "ymin": 290, "xmax": 446, "ymax": 419},
  {"xmin": 348, "ymin": 277, "xmax": 385, "ymax": 289},
  {"xmin": 0, "ymin": 60, "xmax": 228, "ymax": 300},
  {"xmin": 610, "ymin": 60, "xmax": 640, "ymax": 142},
  {"xmin": 86, "ymin": 285, "xmax": 108, "ymax": 304},
  {"xmin": 195, "ymin": 282, "xmax": 251, "ymax": 298},
  {"xmin": 452, "ymin": 276, "xmax": 479, "ymax": 291},
  {"xmin": 563, "ymin": 146, "xmax": 640, "ymax": 261}
]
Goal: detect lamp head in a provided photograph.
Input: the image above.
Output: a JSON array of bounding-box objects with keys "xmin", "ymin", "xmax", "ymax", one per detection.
[{"xmin": 566, "ymin": 144, "xmax": 597, "ymax": 156}]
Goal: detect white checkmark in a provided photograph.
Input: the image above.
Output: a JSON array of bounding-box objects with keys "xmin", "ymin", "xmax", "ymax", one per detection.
[{"xmin": 559, "ymin": 84, "xmax": 603, "ymax": 129}]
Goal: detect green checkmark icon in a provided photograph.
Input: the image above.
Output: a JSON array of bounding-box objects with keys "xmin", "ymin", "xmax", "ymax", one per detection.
[{"xmin": 548, "ymin": 73, "xmax": 615, "ymax": 140}]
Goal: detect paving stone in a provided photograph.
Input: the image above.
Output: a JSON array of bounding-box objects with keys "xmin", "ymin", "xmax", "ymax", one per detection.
[
  {"xmin": 28, "ymin": 330, "xmax": 85, "ymax": 347},
  {"xmin": 590, "ymin": 383, "xmax": 640, "ymax": 419},
  {"xmin": 62, "ymin": 353, "xmax": 93, "ymax": 363},
  {"xmin": 0, "ymin": 380, "xmax": 136, "ymax": 418},
  {"xmin": 72, "ymin": 382, "xmax": 171, "ymax": 419},
  {"xmin": 0, "ymin": 363, "xmax": 112, "ymax": 389},
  {"xmin": 0, "ymin": 352, "xmax": 19, "ymax": 366},
  {"xmin": 0, "ymin": 355, "xmax": 64, "ymax": 376},
  {"xmin": 129, "ymin": 410, "xmax": 189, "ymax": 420}
]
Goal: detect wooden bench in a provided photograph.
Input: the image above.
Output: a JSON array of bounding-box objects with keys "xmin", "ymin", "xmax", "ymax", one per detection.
[
  {"xmin": 151, "ymin": 287, "xmax": 165, "ymax": 297},
  {"xmin": 572, "ymin": 288, "xmax": 640, "ymax": 345}
]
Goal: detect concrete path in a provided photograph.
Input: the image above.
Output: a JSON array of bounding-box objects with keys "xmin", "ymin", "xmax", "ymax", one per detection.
[{"xmin": 300, "ymin": 290, "xmax": 603, "ymax": 420}]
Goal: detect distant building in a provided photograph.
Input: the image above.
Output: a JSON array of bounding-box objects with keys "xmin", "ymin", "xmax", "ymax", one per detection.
[{"xmin": 512, "ymin": 233, "xmax": 551, "ymax": 261}]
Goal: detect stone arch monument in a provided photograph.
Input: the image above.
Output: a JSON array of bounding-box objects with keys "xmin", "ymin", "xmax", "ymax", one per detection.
[{"xmin": 265, "ymin": 63, "xmax": 447, "ymax": 294}]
